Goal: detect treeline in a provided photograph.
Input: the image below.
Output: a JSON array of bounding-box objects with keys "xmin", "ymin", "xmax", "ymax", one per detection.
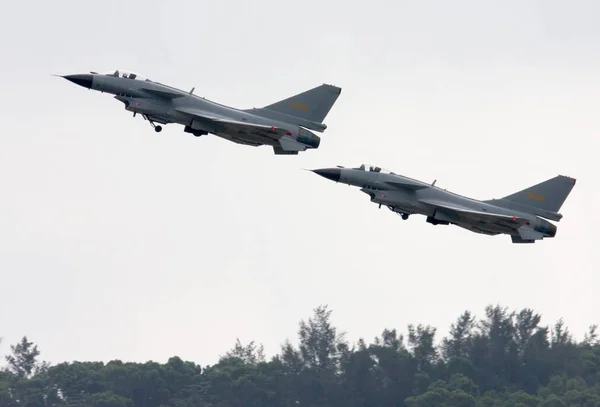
[{"xmin": 1, "ymin": 304, "xmax": 599, "ymax": 407}]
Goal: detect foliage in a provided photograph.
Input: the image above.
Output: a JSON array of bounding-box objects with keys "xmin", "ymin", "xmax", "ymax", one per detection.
[{"xmin": 1, "ymin": 304, "xmax": 599, "ymax": 406}]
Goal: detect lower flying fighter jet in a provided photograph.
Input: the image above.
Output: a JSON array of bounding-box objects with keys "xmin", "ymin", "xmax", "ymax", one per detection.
[
  {"xmin": 59, "ymin": 69, "xmax": 341, "ymax": 155},
  {"xmin": 312, "ymin": 164, "xmax": 576, "ymax": 243}
]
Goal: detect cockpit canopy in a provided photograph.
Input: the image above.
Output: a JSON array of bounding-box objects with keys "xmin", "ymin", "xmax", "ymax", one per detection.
[
  {"xmin": 101, "ymin": 69, "xmax": 151, "ymax": 82},
  {"xmin": 353, "ymin": 163, "xmax": 395, "ymax": 175}
]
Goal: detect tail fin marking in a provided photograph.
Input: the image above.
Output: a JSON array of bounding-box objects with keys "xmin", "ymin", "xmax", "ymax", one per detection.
[
  {"xmin": 257, "ymin": 84, "xmax": 341, "ymax": 127},
  {"xmin": 486, "ymin": 175, "xmax": 576, "ymax": 220},
  {"xmin": 500, "ymin": 175, "xmax": 576, "ymax": 213}
]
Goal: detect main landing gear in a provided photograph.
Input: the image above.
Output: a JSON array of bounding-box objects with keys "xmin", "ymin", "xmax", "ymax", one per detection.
[
  {"xmin": 399, "ymin": 213, "xmax": 409, "ymax": 220},
  {"xmin": 183, "ymin": 126, "xmax": 208, "ymax": 137}
]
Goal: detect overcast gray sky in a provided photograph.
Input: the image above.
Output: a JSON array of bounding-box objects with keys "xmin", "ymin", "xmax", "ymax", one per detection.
[{"xmin": 1, "ymin": 0, "xmax": 598, "ymax": 366}]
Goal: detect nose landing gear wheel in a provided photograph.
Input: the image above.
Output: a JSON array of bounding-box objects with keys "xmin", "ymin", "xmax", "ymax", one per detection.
[
  {"xmin": 142, "ymin": 114, "xmax": 163, "ymax": 133},
  {"xmin": 401, "ymin": 213, "xmax": 409, "ymax": 220}
]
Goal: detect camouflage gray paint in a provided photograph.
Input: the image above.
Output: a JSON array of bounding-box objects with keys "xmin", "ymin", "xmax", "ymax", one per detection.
[
  {"xmin": 312, "ymin": 164, "xmax": 576, "ymax": 244},
  {"xmin": 60, "ymin": 69, "xmax": 341, "ymax": 155}
]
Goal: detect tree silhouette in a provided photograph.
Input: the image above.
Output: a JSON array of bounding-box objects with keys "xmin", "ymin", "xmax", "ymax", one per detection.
[{"xmin": 0, "ymin": 304, "xmax": 598, "ymax": 406}]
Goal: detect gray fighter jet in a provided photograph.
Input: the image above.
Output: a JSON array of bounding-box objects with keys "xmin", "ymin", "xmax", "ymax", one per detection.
[
  {"xmin": 60, "ymin": 69, "xmax": 341, "ymax": 155},
  {"xmin": 312, "ymin": 164, "xmax": 576, "ymax": 243}
]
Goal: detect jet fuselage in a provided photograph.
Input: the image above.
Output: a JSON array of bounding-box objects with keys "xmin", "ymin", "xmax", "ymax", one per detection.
[
  {"xmin": 313, "ymin": 166, "xmax": 559, "ymax": 241},
  {"xmin": 61, "ymin": 70, "xmax": 334, "ymax": 153}
]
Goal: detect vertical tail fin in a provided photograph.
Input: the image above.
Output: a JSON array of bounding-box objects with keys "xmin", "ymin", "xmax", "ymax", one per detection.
[
  {"xmin": 486, "ymin": 175, "xmax": 576, "ymax": 220},
  {"xmin": 248, "ymin": 84, "xmax": 342, "ymax": 131}
]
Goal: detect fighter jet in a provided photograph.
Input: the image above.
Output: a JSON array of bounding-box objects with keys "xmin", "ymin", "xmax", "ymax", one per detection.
[
  {"xmin": 311, "ymin": 164, "xmax": 576, "ymax": 243},
  {"xmin": 59, "ymin": 69, "xmax": 341, "ymax": 155}
]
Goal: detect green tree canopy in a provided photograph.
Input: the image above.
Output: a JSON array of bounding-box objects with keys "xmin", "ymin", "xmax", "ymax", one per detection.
[{"xmin": 1, "ymin": 304, "xmax": 598, "ymax": 406}]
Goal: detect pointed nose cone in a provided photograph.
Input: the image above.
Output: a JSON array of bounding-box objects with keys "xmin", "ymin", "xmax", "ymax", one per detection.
[
  {"xmin": 63, "ymin": 74, "xmax": 93, "ymax": 89},
  {"xmin": 312, "ymin": 168, "xmax": 341, "ymax": 182}
]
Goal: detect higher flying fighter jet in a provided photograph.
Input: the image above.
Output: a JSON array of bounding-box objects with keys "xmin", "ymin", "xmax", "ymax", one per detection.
[
  {"xmin": 312, "ymin": 164, "xmax": 576, "ymax": 243},
  {"xmin": 60, "ymin": 69, "xmax": 341, "ymax": 155}
]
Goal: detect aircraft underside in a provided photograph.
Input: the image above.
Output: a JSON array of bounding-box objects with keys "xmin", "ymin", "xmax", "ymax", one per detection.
[
  {"xmin": 384, "ymin": 202, "xmax": 517, "ymax": 238},
  {"xmin": 139, "ymin": 113, "xmax": 173, "ymax": 133},
  {"xmin": 139, "ymin": 112, "xmax": 281, "ymax": 148},
  {"xmin": 386, "ymin": 204, "xmax": 413, "ymax": 220},
  {"xmin": 455, "ymin": 224, "xmax": 501, "ymax": 236},
  {"xmin": 126, "ymin": 102, "xmax": 314, "ymax": 155},
  {"xmin": 386, "ymin": 204, "xmax": 545, "ymax": 242},
  {"xmin": 215, "ymin": 131, "xmax": 276, "ymax": 147}
]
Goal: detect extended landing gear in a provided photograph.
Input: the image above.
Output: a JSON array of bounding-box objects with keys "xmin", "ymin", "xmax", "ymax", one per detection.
[
  {"xmin": 183, "ymin": 126, "xmax": 208, "ymax": 137},
  {"xmin": 426, "ymin": 215, "xmax": 449, "ymax": 226},
  {"xmin": 386, "ymin": 205, "xmax": 410, "ymax": 220},
  {"xmin": 142, "ymin": 114, "xmax": 163, "ymax": 133}
]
